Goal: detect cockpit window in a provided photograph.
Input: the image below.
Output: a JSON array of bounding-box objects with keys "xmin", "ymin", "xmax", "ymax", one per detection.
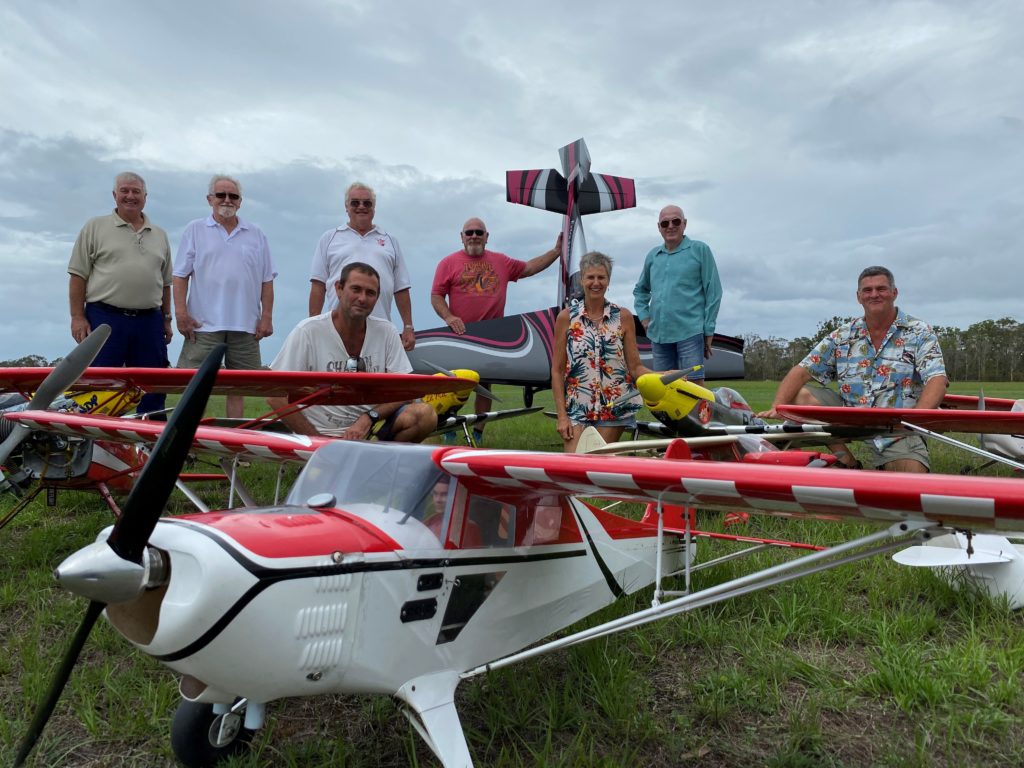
[{"xmin": 287, "ymin": 441, "xmax": 443, "ymax": 522}]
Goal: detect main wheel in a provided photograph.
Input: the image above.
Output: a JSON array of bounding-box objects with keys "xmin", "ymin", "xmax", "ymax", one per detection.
[{"xmin": 170, "ymin": 700, "xmax": 255, "ymax": 768}]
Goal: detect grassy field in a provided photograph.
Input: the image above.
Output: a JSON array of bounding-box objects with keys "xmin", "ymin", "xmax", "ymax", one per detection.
[{"xmin": 2, "ymin": 380, "xmax": 1024, "ymax": 767}]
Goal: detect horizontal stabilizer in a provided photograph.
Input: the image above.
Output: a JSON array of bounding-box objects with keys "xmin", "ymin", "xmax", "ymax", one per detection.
[
  {"xmin": 892, "ymin": 545, "xmax": 1012, "ymax": 567},
  {"xmin": 576, "ymin": 173, "xmax": 636, "ymax": 215},
  {"xmin": 506, "ymin": 170, "xmax": 636, "ymax": 216},
  {"xmin": 506, "ymin": 169, "xmax": 568, "ymax": 214}
]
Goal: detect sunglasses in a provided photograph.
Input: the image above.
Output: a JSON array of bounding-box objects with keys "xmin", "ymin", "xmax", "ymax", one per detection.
[
  {"xmin": 659, "ymin": 218, "xmax": 683, "ymax": 229},
  {"xmin": 343, "ymin": 356, "xmax": 366, "ymax": 373},
  {"xmin": 349, "ymin": 199, "xmax": 374, "ymax": 208},
  {"xmin": 463, "ymin": 229, "xmax": 486, "ymax": 237},
  {"xmin": 212, "ymin": 192, "xmax": 241, "ymax": 201}
]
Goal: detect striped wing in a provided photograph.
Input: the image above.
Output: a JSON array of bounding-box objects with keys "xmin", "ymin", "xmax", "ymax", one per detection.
[
  {"xmin": 437, "ymin": 448, "xmax": 1024, "ymax": 531},
  {"xmin": 7, "ymin": 411, "xmax": 330, "ymax": 464}
]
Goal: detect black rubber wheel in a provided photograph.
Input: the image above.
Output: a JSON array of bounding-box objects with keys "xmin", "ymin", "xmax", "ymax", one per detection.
[{"xmin": 170, "ymin": 699, "xmax": 255, "ymax": 768}]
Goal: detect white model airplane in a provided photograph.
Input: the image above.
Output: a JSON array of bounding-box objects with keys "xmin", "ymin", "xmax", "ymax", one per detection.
[{"xmin": 11, "ymin": 347, "xmax": 1024, "ymax": 767}]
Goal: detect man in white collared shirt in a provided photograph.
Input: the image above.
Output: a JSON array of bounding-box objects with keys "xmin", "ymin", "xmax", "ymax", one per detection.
[
  {"xmin": 173, "ymin": 174, "xmax": 277, "ymax": 417},
  {"xmin": 308, "ymin": 181, "xmax": 415, "ymax": 351}
]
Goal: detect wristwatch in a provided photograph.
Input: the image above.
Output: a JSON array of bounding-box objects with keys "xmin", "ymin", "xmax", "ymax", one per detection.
[{"xmin": 366, "ymin": 409, "xmax": 381, "ymax": 423}]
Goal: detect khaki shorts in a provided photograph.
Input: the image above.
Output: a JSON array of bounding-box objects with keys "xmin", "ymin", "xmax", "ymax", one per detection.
[
  {"xmin": 177, "ymin": 331, "xmax": 262, "ymax": 370},
  {"xmin": 805, "ymin": 385, "xmax": 930, "ymax": 470}
]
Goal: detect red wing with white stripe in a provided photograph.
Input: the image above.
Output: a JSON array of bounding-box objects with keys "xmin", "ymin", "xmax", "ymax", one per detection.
[
  {"xmin": 7, "ymin": 411, "xmax": 330, "ymax": 464},
  {"xmin": 776, "ymin": 405, "xmax": 1024, "ymax": 434},
  {"xmin": 437, "ymin": 449, "xmax": 1024, "ymax": 531}
]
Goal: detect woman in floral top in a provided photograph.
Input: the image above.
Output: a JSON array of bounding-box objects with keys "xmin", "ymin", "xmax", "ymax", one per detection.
[{"xmin": 551, "ymin": 251, "xmax": 652, "ymax": 452}]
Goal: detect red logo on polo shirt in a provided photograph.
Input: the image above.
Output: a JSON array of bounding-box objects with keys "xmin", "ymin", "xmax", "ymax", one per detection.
[{"xmin": 377, "ymin": 238, "xmax": 386, "ymax": 247}]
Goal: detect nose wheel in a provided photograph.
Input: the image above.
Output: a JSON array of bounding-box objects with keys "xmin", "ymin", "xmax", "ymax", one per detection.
[{"xmin": 170, "ymin": 699, "xmax": 255, "ymax": 768}]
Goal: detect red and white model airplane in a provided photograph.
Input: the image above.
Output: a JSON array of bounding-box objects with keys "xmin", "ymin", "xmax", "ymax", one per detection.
[
  {"xmin": 0, "ymin": 342, "xmax": 480, "ymax": 525},
  {"xmin": 11, "ymin": 348, "xmax": 1024, "ymax": 768}
]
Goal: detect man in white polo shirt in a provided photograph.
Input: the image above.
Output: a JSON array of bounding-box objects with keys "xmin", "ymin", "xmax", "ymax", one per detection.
[
  {"xmin": 307, "ymin": 181, "xmax": 416, "ymax": 351},
  {"xmin": 173, "ymin": 174, "xmax": 277, "ymax": 417}
]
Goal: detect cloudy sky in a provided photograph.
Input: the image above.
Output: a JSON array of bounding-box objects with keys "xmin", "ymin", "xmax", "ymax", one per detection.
[{"xmin": 1, "ymin": 0, "xmax": 1021, "ymax": 364}]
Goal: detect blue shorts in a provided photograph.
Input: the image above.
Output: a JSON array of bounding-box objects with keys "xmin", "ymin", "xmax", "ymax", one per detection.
[{"xmin": 652, "ymin": 333, "xmax": 704, "ymax": 378}]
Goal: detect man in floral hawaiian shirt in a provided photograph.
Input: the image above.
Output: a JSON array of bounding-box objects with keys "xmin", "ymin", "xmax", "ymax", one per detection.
[{"xmin": 760, "ymin": 266, "xmax": 947, "ymax": 472}]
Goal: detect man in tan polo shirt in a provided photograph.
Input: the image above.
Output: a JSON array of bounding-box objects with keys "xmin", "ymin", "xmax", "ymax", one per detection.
[{"xmin": 68, "ymin": 171, "xmax": 173, "ymax": 415}]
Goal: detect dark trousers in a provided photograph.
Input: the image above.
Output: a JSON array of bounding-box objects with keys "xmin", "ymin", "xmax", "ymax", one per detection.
[{"xmin": 85, "ymin": 303, "xmax": 168, "ymax": 414}]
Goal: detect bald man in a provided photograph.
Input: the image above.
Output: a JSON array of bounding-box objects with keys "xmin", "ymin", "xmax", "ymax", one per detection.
[
  {"xmin": 430, "ymin": 217, "xmax": 561, "ymax": 442},
  {"xmin": 633, "ymin": 204, "xmax": 722, "ymax": 387}
]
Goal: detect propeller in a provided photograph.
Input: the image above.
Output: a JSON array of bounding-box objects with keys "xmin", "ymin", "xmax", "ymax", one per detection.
[
  {"xmin": 13, "ymin": 343, "xmax": 225, "ymax": 767},
  {"xmin": 0, "ymin": 325, "xmax": 112, "ymax": 474},
  {"xmin": 421, "ymin": 360, "xmax": 502, "ymax": 402}
]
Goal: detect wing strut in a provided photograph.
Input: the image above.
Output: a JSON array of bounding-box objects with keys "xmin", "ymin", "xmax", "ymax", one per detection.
[
  {"xmin": 462, "ymin": 519, "xmax": 938, "ymax": 681},
  {"xmin": 900, "ymin": 421, "xmax": 1024, "ymax": 472}
]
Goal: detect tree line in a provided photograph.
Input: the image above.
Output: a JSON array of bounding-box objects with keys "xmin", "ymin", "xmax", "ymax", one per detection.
[
  {"xmin": 4, "ymin": 317, "xmax": 1023, "ymax": 382},
  {"xmin": 0, "ymin": 354, "xmax": 55, "ymax": 367},
  {"xmin": 744, "ymin": 317, "xmax": 1024, "ymax": 382}
]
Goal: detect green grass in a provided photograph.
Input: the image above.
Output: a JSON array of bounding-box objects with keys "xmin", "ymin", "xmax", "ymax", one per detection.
[{"xmin": 3, "ymin": 380, "xmax": 1024, "ymax": 766}]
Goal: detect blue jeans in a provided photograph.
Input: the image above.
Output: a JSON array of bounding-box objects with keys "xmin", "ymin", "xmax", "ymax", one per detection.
[{"xmin": 651, "ymin": 333, "xmax": 704, "ymax": 378}]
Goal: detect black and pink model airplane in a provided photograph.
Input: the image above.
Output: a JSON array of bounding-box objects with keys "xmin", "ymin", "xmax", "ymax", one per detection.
[{"xmin": 409, "ymin": 138, "xmax": 745, "ymax": 406}]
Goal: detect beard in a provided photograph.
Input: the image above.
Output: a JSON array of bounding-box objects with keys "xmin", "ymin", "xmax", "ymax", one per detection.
[{"xmin": 217, "ymin": 204, "xmax": 238, "ymax": 219}]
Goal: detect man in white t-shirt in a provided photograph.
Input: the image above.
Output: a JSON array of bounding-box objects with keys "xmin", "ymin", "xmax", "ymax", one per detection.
[
  {"xmin": 271, "ymin": 262, "xmax": 436, "ymax": 442},
  {"xmin": 308, "ymin": 181, "xmax": 416, "ymax": 351},
  {"xmin": 173, "ymin": 175, "xmax": 277, "ymax": 417}
]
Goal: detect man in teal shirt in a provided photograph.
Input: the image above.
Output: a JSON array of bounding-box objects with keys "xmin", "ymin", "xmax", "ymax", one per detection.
[{"xmin": 633, "ymin": 205, "xmax": 722, "ymax": 386}]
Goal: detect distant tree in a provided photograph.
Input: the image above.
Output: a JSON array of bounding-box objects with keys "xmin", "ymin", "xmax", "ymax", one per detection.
[
  {"xmin": 813, "ymin": 315, "xmax": 858, "ymax": 340},
  {"xmin": 0, "ymin": 354, "xmax": 48, "ymax": 367},
  {"xmin": 742, "ymin": 334, "xmax": 790, "ymax": 379}
]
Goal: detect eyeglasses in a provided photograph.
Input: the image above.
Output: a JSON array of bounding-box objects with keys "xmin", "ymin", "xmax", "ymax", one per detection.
[
  {"xmin": 212, "ymin": 192, "xmax": 241, "ymax": 201},
  {"xmin": 349, "ymin": 199, "xmax": 374, "ymax": 208},
  {"xmin": 659, "ymin": 218, "xmax": 683, "ymax": 229},
  {"xmin": 344, "ymin": 356, "xmax": 366, "ymax": 372},
  {"xmin": 463, "ymin": 229, "xmax": 486, "ymax": 237}
]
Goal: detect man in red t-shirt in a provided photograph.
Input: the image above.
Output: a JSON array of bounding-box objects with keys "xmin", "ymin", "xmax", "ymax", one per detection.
[{"xmin": 431, "ymin": 217, "xmax": 561, "ymax": 442}]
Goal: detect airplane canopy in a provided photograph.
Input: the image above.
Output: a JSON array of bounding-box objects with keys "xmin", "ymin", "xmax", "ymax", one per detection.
[{"xmin": 287, "ymin": 441, "xmax": 444, "ymax": 521}]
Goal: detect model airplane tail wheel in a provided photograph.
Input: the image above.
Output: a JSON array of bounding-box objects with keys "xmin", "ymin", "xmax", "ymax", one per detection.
[{"xmin": 171, "ymin": 700, "xmax": 255, "ymax": 768}]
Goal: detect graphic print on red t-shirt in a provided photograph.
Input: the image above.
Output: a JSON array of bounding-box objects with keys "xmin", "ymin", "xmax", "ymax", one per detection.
[{"xmin": 458, "ymin": 260, "xmax": 500, "ymax": 296}]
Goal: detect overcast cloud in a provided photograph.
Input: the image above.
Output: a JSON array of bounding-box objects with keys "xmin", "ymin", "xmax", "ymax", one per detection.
[{"xmin": 1, "ymin": 0, "xmax": 1021, "ymax": 363}]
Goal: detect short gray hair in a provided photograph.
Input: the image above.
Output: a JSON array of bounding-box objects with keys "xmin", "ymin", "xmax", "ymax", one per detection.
[
  {"xmin": 857, "ymin": 266, "xmax": 895, "ymax": 289},
  {"xmin": 579, "ymin": 251, "xmax": 613, "ymax": 278},
  {"xmin": 345, "ymin": 181, "xmax": 376, "ymax": 205},
  {"xmin": 208, "ymin": 174, "xmax": 243, "ymax": 196},
  {"xmin": 114, "ymin": 172, "xmax": 146, "ymax": 193}
]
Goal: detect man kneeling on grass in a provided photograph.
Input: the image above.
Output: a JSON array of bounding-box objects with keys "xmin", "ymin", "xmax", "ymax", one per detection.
[
  {"xmin": 758, "ymin": 266, "xmax": 947, "ymax": 472},
  {"xmin": 268, "ymin": 262, "xmax": 436, "ymax": 442}
]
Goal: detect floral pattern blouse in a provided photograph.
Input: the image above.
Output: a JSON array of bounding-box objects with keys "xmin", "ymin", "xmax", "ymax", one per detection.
[{"xmin": 563, "ymin": 300, "xmax": 641, "ymax": 423}]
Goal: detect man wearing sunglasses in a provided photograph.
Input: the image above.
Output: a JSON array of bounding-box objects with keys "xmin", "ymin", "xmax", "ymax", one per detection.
[
  {"xmin": 271, "ymin": 262, "xmax": 436, "ymax": 442},
  {"xmin": 172, "ymin": 175, "xmax": 277, "ymax": 418},
  {"xmin": 633, "ymin": 205, "xmax": 722, "ymax": 387},
  {"xmin": 68, "ymin": 171, "xmax": 173, "ymax": 416},
  {"xmin": 758, "ymin": 266, "xmax": 947, "ymax": 472},
  {"xmin": 308, "ymin": 182, "xmax": 416, "ymax": 352},
  {"xmin": 430, "ymin": 217, "xmax": 562, "ymax": 443}
]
